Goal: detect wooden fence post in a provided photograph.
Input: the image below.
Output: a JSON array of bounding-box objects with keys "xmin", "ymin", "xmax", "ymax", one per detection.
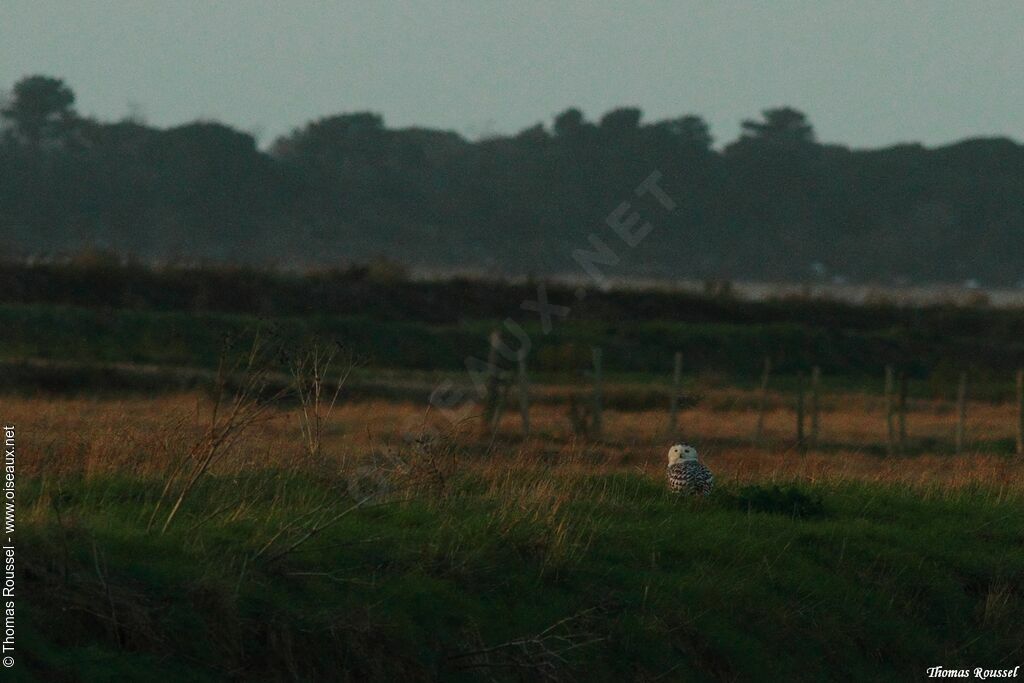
[
  {"xmin": 669, "ymin": 351, "xmax": 682, "ymax": 434},
  {"xmin": 796, "ymin": 371, "xmax": 806, "ymax": 450},
  {"xmin": 755, "ymin": 357, "xmax": 772, "ymax": 445},
  {"xmin": 1016, "ymin": 369, "xmax": 1023, "ymax": 457},
  {"xmin": 898, "ymin": 372, "xmax": 908, "ymax": 454},
  {"xmin": 955, "ymin": 371, "xmax": 967, "ymax": 455},
  {"xmin": 884, "ymin": 365, "xmax": 896, "ymax": 456},
  {"xmin": 591, "ymin": 347, "xmax": 603, "ymax": 439},
  {"xmin": 517, "ymin": 348, "xmax": 530, "ymax": 438},
  {"xmin": 483, "ymin": 330, "xmax": 504, "ymax": 431},
  {"xmin": 810, "ymin": 366, "xmax": 821, "ymax": 449}
]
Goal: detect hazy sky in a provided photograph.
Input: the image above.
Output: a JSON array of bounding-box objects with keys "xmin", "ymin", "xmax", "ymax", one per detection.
[{"xmin": 3, "ymin": 2, "xmax": 1022, "ymax": 148}]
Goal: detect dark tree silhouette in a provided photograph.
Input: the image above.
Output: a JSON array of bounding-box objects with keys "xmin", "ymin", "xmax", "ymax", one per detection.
[
  {"xmin": 553, "ymin": 108, "xmax": 586, "ymax": 138},
  {"xmin": 652, "ymin": 115, "xmax": 713, "ymax": 150},
  {"xmin": 2, "ymin": 74, "xmax": 1024, "ymax": 285},
  {"xmin": 599, "ymin": 107, "xmax": 643, "ymax": 133},
  {"xmin": 739, "ymin": 107, "xmax": 815, "ymax": 145},
  {"xmin": 1, "ymin": 75, "xmax": 77, "ymax": 147}
]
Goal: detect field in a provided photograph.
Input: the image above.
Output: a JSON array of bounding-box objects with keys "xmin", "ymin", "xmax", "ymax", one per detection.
[
  {"xmin": 5, "ymin": 265, "xmax": 1024, "ymax": 680},
  {"xmin": 14, "ymin": 378, "xmax": 1024, "ymax": 681}
]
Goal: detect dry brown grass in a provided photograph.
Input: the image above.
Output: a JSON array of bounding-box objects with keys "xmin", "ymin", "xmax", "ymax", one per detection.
[{"xmin": 10, "ymin": 387, "xmax": 1024, "ymax": 492}]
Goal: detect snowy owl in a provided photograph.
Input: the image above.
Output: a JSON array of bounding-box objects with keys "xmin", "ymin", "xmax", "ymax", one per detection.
[{"xmin": 666, "ymin": 444, "xmax": 713, "ymax": 496}]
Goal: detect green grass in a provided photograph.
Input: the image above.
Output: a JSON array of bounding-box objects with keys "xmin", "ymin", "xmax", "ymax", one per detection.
[{"xmin": 20, "ymin": 471, "xmax": 1024, "ymax": 681}]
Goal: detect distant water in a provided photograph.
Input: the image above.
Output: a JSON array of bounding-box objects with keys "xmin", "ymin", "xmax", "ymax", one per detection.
[{"xmin": 409, "ymin": 268, "xmax": 1024, "ymax": 308}]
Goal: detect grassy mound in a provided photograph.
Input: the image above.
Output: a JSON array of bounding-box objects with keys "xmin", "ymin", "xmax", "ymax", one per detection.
[
  {"xmin": 20, "ymin": 472, "xmax": 1024, "ymax": 681},
  {"xmin": 717, "ymin": 484, "xmax": 827, "ymax": 518}
]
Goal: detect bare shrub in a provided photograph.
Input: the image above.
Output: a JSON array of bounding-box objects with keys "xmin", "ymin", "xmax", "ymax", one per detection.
[
  {"xmin": 448, "ymin": 606, "xmax": 607, "ymax": 681},
  {"xmin": 149, "ymin": 329, "xmax": 288, "ymax": 534},
  {"xmin": 289, "ymin": 340, "xmax": 356, "ymax": 465}
]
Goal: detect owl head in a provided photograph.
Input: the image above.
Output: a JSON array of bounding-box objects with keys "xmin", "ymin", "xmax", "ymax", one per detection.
[{"xmin": 668, "ymin": 444, "xmax": 698, "ymax": 465}]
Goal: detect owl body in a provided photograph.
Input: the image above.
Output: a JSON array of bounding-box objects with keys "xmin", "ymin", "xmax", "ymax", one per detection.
[
  {"xmin": 667, "ymin": 460, "xmax": 714, "ymax": 495},
  {"xmin": 666, "ymin": 444, "xmax": 714, "ymax": 496}
]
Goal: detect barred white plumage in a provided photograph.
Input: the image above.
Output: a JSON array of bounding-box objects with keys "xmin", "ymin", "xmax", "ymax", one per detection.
[{"xmin": 666, "ymin": 444, "xmax": 713, "ymax": 495}]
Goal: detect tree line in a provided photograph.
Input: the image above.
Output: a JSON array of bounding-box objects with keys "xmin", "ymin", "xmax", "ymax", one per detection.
[{"xmin": 2, "ymin": 74, "xmax": 1023, "ymax": 285}]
